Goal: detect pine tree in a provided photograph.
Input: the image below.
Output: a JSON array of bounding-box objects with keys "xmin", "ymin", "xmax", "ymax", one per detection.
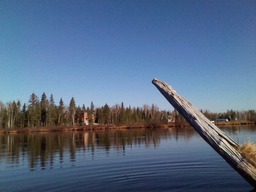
[
  {"xmin": 90, "ymin": 102, "xmax": 95, "ymax": 114},
  {"xmin": 103, "ymin": 103, "xmax": 110, "ymax": 124},
  {"xmin": 89, "ymin": 101, "xmax": 95, "ymax": 124},
  {"xmin": 48, "ymin": 94, "xmax": 56, "ymax": 126},
  {"xmin": 28, "ymin": 93, "xmax": 40, "ymax": 127},
  {"xmin": 40, "ymin": 92, "xmax": 48, "ymax": 126},
  {"xmin": 125, "ymin": 106, "xmax": 132, "ymax": 124},
  {"xmin": 119, "ymin": 102, "xmax": 125, "ymax": 124},
  {"xmin": 20, "ymin": 103, "xmax": 28, "ymax": 128},
  {"xmin": 76, "ymin": 105, "xmax": 82, "ymax": 125},
  {"xmin": 58, "ymin": 98, "xmax": 65, "ymax": 126},
  {"xmin": 69, "ymin": 97, "xmax": 76, "ymax": 126},
  {"xmin": 95, "ymin": 108, "xmax": 103, "ymax": 124}
]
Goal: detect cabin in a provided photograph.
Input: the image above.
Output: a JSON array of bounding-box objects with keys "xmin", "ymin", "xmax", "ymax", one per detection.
[
  {"xmin": 80, "ymin": 112, "xmax": 95, "ymax": 125},
  {"xmin": 81, "ymin": 112, "xmax": 89, "ymax": 125}
]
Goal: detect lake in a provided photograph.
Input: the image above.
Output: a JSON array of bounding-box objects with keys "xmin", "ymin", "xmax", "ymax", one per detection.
[{"xmin": 0, "ymin": 126, "xmax": 255, "ymax": 191}]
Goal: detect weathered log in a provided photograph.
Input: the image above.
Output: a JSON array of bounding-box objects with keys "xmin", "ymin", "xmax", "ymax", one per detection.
[{"xmin": 152, "ymin": 78, "xmax": 256, "ymax": 188}]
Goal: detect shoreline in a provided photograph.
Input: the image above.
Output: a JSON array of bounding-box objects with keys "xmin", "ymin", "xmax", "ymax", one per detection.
[
  {"xmin": 0, "ymin": 124, "xmax": 166, "ymax": 135},
  {"xmin": 0, "ymin": 121, "xmax": 255, "ymax": 135}
]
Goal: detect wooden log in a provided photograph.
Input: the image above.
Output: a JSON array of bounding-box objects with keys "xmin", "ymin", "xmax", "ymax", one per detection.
[{"xmin": 152, "ymin": 78, "xmax": 256, "ymax": 188}]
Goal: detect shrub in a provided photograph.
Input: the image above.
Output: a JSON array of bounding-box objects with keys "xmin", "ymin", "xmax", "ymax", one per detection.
[{"xmin": 239, "ymin": 141, "xmax": 256, "ymax": 168}]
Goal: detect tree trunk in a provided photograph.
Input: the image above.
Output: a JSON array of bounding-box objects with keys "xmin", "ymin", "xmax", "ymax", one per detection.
[{"xmin": 152, "ymin": 78, "xmax": 256, "ymax": 188}]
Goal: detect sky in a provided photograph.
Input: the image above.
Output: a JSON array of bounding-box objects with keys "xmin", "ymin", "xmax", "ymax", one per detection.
[{"xmin": 0, "ymin": 0, "xmax": 255, "ymax": 112}]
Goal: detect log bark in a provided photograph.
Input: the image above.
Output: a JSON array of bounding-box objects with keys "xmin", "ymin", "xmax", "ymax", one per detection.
[{"xmin": 152, "ymin": 78, "xmax": 256, "ymax": 188}]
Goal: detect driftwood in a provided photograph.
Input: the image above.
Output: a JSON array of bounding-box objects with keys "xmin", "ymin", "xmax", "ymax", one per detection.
[{"xmin": 152, "ymin": 78, "xmax": 256, "ymax": 188}]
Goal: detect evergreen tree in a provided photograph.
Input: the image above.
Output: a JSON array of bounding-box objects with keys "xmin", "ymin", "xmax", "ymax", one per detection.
[
  {"xmin": 119, "ymin": 102, "xmax": 125, "ymax": 124},
  {"xmin": 28, "ymin": 93, "xmax": 40, "ymax": 127},
  {"xmin": 40, "ymin": 92, "xmax": 48, "ymax": 126},
  {"xmin": 95, "ymin": 108, "xmax": 103, "ymax": 124},
  {"xmin": 48, "ymin": 94, "xmax": 56, "ymax": 126},
  {"xmin": 136, "ymin": 107, "xmax": 142, "ymax": 123},
  {"xmin": 58, "ymin": 98, "xmax": 65, "ymax": 126},
  {"xmin": 103, "ymin": 103, "xmax": 110, "ymax": 124},
  {"xmin": 20, "ymin": 103, "xmax": 28, "ymax": 128},
  {"xmin": 76, "ymin": 105, "xmax": 83, "ymax": 125},
  {"xmin": 89, "ymin": 101, "xmax": 95, "ymax": 124},
  {"xmin": 69, "ymin": 97, "xmax": 76, "ymax": 126},
  {"xmin": 126, "ymin": 106, "xmax": 133, "ymax": 124},
  {"xmin": 132, "ymin": 107, "xmax": 139, "ymax": 123}
]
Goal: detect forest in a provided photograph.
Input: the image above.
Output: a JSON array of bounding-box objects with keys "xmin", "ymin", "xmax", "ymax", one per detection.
[{"xmin": 0, "ymin": 92, "xmax": 256, "ymax": 129}]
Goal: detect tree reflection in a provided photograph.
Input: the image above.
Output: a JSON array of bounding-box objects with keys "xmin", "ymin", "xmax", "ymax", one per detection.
[{"xmin": 0, "ymin": 127, "xmax": 199, "ymax": 170}]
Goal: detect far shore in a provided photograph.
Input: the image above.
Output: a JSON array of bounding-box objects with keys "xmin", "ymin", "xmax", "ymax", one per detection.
[{"xmin": 0, "ymin": 121, "xmax": 255, "ymax": 135}]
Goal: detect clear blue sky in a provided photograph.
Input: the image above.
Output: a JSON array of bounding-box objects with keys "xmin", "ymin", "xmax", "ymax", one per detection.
[{"xmin": 1, "ymin": 0, "xmax": 255, "ymax": 112}]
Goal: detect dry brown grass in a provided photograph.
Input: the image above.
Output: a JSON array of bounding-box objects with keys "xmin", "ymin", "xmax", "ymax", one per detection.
[{"xmin": 238, "ymin": 141, "xmax": 256, "ymax": 168}]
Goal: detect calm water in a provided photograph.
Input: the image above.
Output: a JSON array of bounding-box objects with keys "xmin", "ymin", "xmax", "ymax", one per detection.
[{"xmin": 0, "ymin": 126, "xmax": 255, "ymax": 192}]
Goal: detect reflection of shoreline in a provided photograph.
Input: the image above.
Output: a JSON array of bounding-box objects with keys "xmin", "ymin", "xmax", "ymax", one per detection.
[
  {"xmin": 1, "ymin": 126, "xmax": 254, "ymax": 170},
  {"xmin": 0, "ymin": 128, "xmax": 197, "ymax": 170}
]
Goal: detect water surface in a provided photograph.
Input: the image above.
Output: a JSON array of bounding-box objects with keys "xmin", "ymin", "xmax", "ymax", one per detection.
[{"xmin": 0, "ymin": 126, "xmax": 255, "ymax": 191}]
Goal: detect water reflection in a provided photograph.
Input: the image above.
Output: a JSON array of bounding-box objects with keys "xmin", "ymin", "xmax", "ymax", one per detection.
[
  {"xmin": 0, "ymin": 127, "xmax": 197, "ymax": 170},
  {"xmin": 1, "ymin": 126, "xmax": 255, "ymax": 171},
  {"xmin": 1, "ymin": 126, "xmax": 256, "ymax": 192}
]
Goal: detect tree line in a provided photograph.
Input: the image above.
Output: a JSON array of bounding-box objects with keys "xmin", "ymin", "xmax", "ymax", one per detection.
[
  {"xmin": 0, "ymin": 92, "xmax": 170, "ymax": 129},
  {"xmin": 0, "ymin": 92, "xmax": 255, "ymax": 129}
]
